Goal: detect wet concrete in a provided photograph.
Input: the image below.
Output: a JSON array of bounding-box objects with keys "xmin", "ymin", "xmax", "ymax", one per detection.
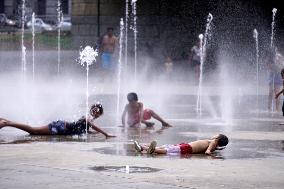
[
  {"xmin": 94, "ymin": 139, "xmax": 284, "ymax": 160},
  {"xmin": 1, "ymin": 109, "xmax": 284, "ymax": 160},
  {"xmin": 1, "ymin": 94, "xmax": 284, "ymax": 188},
  {"xmin": 91, "ymin": 165, "xmax": 162, "ymax": 174}
]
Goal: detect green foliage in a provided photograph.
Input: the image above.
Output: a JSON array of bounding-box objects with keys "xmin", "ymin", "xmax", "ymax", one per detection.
[{"xmin": 0, "ymin": 32, "xmax": 73, "ymax": 50}]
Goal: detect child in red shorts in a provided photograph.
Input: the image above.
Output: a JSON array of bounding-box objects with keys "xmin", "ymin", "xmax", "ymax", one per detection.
[
  {"xmin": 121, "ymin": 92, "xmax": 172, "ymax": 127},
  {"xmin": 134, "ymin": 134, "xmax": 229, "ymax": 155}
]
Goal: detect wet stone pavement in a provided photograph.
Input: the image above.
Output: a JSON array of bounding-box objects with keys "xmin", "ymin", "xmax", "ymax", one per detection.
[{"xmin": 1, "ymin": 103, "xmax": 284, "ymax": 188}]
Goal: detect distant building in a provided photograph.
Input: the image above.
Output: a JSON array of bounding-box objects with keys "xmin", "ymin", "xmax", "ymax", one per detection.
[{"xmin": 0, "ymin": 0, "xmax": 71, "ymax": 23}]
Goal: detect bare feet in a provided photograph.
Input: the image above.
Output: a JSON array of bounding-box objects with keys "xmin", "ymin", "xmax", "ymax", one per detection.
[
  {"xmin": 147, "ymin": 141, "xmax": 157, "ymax": 154},
  {"xmin": 134, "ymin": 141, "xmax": 143, "ymax": 152}
]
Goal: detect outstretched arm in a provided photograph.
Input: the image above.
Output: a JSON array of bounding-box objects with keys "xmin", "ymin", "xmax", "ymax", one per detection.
[
  {"xmin": 88, "ymin": 121, "xmax": 116, "ymax": 138},
  {"xmin": 205, "ymin": 139, "xmax": 218, "ymax": 155}
]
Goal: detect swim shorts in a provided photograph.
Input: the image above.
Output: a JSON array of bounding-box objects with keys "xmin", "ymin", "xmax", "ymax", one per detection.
[
  {"xmin": 143, "ymin": 109, "xmax": 152, "ymax": 120},
  {"xmin": 101, "ymin": 52, "xmax": 113, "ymax": 70},
  {"xmin": 191, "ymin": 60, "xmax": 201, "ymax": 68},
  {"xmin": 48, "ymin": 120, "xmax": 66, "ymax": 135},
  {"xmin": 162, "ymin": 143, "xmax": 192, "ymax": 154}
]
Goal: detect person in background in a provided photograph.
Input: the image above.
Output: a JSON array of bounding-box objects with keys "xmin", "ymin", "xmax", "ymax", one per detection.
[{"xmin": 100, "ymin": 27, "xmax": 118, "ymax": 79}]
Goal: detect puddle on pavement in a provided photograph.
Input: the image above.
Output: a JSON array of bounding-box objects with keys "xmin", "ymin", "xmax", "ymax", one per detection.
[
  {"xmin": 90, "ymin": 165, "xmax": 162, "ymax": 173},
  {"xmin": 0, "ymin": 134, "xmax": 114, "ymax": 144},
  {"xmin": 94, "ymin": 140, "xmax": 284, "ymax": 160}
]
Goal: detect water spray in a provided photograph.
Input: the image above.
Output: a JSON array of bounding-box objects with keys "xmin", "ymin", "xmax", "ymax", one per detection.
[
  {"xmin": 131, "ymin": 0, "xmax": 138, "ymax": 83},
  {"xmin": 32, "ymin": 12, "xmax": 35, "ymax": 81},
  {"xmin": 196, "ymin": 13, "xmax": 213, "ymax": 116},
  {"xmin": 125, "ymin": 0, "xmax": 129, "ymax": 70},
  {"xmin": 253, "ymin": 29, "xmax": 259, "ymax": 113},
  {"xmin": 116, "ymin": 18, "xmax": 124, "ymax": 124},
  {"xmin": 78, "ymin": 46, "xmax": 98, "ymax": 135},
  {"xmin": 21, "ymin": 0, "xmax": 26, "ymax": 76},
  {"xmin": 271, "ymin": 8, "xmax": 277, "ymax": 48},
  {"xmin": 57, "ymin": 0, "xmax": 62, "ymax": 75}
]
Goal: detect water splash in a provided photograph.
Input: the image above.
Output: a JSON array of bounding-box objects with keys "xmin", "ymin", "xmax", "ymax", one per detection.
[
  {"xmin": 78, "ymin": 46, "xmax": 98, "ymax": 134},
  {"xmin": 219, "ymin": 63, "xmax": 233, "ymax": 125},
  {"xmin": 116, "ymin": 18, "xmax": 124, "ymax": 123},
  {"xmin": 204, "ymin": 13, "xmax": 213, "ymax": 47},
  {"xmin": 125, "ymin": 165, "xmax": 130, "ymax": 174},
  {"xmin": 253, "ymin": 29, "xmax": 259, "ymax": 113},
  {"xmin": 271, "ymin": 8, "xmax": 277, "ymax": 48},
  {"xmin": 131, "ymin": 0, "xmax": 138, "ymax": 82},
  {"xmin": 21, "ymin": 0, "xmax": 26, "ymax": 76},
  {"xmin": 196, "ymin": 13, "xmax": 213, "ymax": 116},
  {"xmin": 32, "ymin": 12, "xmax": 35, "ymax": 80},
  {"xmin": 57, "ymin": 0, "xmax": 62, "ymax": 74}
]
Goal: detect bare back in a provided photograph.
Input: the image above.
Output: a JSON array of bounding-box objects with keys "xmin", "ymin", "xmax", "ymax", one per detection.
[
  {"xmin": 126, "ymin": 102, "xmax": 143, "ymax": 126},
  {"xmin": 189, "ymin": 140, "xmax": 211, "ymax": 154},
  {"xmin": 127, "ymin": 102, "xmax": 142, "ymax": 117}
]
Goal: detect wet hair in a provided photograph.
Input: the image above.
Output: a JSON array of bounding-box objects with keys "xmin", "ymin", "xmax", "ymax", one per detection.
[
  {"xmin": 216, "ymin": 134, "xmax": 229, "ymax": 147},
  {"xmin": 90, "ymin": 103, "xmax": 103, "ymax": 115},
  {"xmin": 127, "ymin": 92, "xmax": 138, "ymax": 102}
]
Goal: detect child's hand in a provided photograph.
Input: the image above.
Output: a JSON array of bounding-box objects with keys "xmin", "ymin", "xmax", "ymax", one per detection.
[
  {"xmin": 205, "ymin": 150, "xmax": 212, "ymax": 155},
  {"xmin": 216, "ymin": 146, "xmax": 226, "ymax": 151}
]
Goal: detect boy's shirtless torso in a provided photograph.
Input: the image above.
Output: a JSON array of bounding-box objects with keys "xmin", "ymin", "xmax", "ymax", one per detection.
[
  {"xmin": 126, "ymin": 102, "xmax": 143, "ymax": 124},
  {"xmin": 189, "ymin": 140, "xmax": 212, "ymax": 153},
  {"xmin": 102, "ymin": 35, "xmax": 117, "ymax": 53},
  {"xmin": 127, "ymin": 102, "xmax": 142, "ymax": 117}
]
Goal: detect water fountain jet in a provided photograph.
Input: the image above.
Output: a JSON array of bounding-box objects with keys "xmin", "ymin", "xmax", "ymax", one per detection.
[
  {"xmin": 116, "ymin": 18, "xmax": 124, "ymax": 123},
  {"xmin": 78, "ymin": 46, "xmax": 98, "ymax": 135},
  {"xmin": 57, "ymin": 0, "xmax": 62, "ymax": 75},
  {"xmin": 21, "ymin": 0, "xmax": 26, "ymax": 76},
  {"xmin": 125, "ymin": 0, "xmax": 129, "ymax": 70},
  {"xmin": 253, "ymin": 29, "xmax": 259, "ymax": 114},
  {"xmin": 32, "ymin": 12, "xmax": 35, "ymax": 81},
  {"xmin": 271, "ymin": 8, "xmax": 277, "ymax": 48},
  {"xmin": 131, "ymin": 0, "xmax": 138, "ymax": 83},
  {"xmin": 196, "ymin": 13, "xmax": 213, "ymax": 116}
]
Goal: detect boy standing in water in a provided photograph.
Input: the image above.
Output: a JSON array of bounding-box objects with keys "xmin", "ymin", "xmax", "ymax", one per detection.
[
  {"xmin": 134, "ymin": 134, "xmax": 229, "ymax": 155},
  {"xmin": 0, "ymin": 103, "xmax": 115, "ymax": 138},
  {"xmin": 121, "ymin": 92, "xmax": 172, "ymax": 127}
]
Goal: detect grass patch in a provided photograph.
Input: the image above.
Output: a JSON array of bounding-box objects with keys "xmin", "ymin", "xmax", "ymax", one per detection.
[{"xmin": 0, "ymin": 32, "xmax": 73, "ymax": 49}]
